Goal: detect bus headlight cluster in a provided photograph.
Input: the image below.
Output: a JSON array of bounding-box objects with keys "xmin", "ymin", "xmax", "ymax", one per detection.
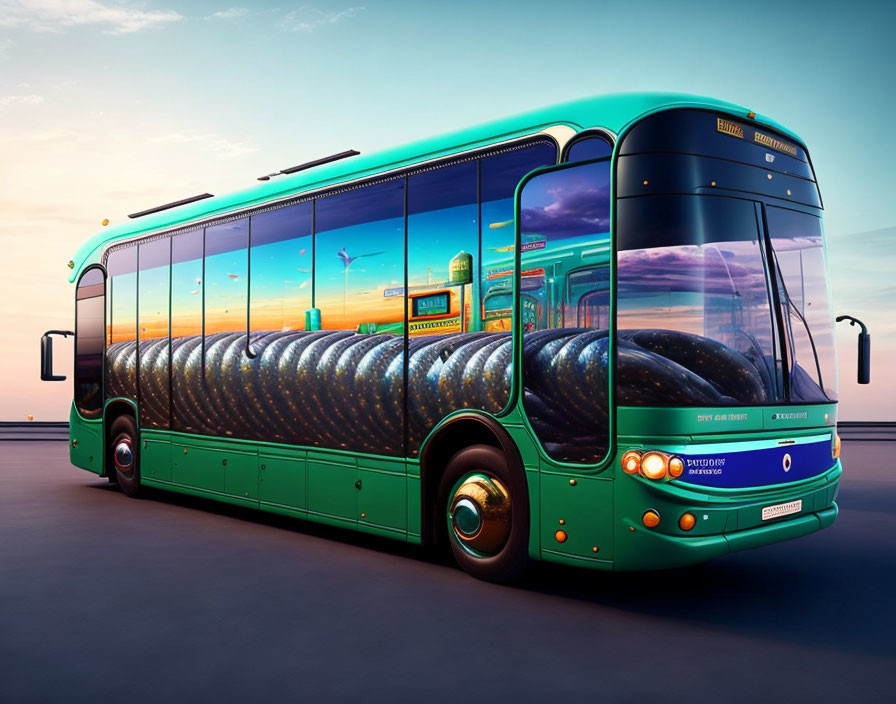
[{"xmin": 620, "ymin": 450, "xmax": 684, "ymax": 481}]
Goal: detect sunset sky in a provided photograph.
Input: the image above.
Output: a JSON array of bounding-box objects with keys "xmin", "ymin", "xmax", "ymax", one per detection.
[{"xmin": 1, "ymin": 0, "xmax": 893, "ymax": 420}]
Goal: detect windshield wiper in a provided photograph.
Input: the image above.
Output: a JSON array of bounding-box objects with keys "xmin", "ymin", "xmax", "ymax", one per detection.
[{"xmin": 770, "ymin": 248, "xmax": 827, "ymax": 397}]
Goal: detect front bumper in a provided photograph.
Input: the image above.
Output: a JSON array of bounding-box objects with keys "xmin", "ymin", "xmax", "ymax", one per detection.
[{"xmin": 613, "ymin": 460, "xmax": 841, "ymax": 570}]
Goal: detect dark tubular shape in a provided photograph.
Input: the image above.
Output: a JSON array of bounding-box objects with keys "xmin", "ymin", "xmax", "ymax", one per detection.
[
  {"xmin": 40, "ymin": 330, "xmax": 73, "ymax": 381},
  {"xmin": 128, "ymin": 193, "xmax": 214, "ymax": 219},
  {"xmin": 836, "ymin": 315, "xmax": 871, "ymax": 384},
  {"xmin": 279, "ymin": 150, "xmax": 360, "ymax": 175}
]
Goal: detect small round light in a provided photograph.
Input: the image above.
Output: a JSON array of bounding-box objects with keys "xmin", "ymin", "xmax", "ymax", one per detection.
[
  {"xmin": 747, "ymin": 111, "xmax": 756, "ymax": 119},
  {"xmin": 555, "ymin": 530, "xmax": 568, "ymax": 543},
  {"xmin": 640, "ymin": 451, "xmax": 669, "ymax": 480},
  {"xmin": 642, "ymin": 510, "xmax": 661, "ymax": 528},
  {"xmin": 101, "ymin": 218, "xmax": 110, "ymax": 226},
  {"xmin": 711, "ymin": 181, "xmax": 717, "ymax": 187},
  {"xmin": 679, "ymin": 513, "xmax": 696, "ymax": 531},
  {"xmin": 767, "ymin": 173, "xmax": 773, "ymax": 180},
  {"xmin": 621, "ymin": 450, "xmax": 642, "ymax": 474},
  {"xmin": 833, "ymin": 432, "xmax": 841, "ymax": 459},
  {"xmin": 642, "ymin": 180, "xmax": 649, "ymax": 186},
  {"xmin": 668, "ymin": 456, "xmax": 684, "ymax": 478}
]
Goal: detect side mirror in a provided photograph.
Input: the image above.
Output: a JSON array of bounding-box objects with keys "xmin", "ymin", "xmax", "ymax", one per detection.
[
  {"xmin": 40, "ymin": 330, "xmax": 74, "ymax": 381},
  {"xmin": 836, "ymin": 315, "xmax": 870, "ymax": 384}
]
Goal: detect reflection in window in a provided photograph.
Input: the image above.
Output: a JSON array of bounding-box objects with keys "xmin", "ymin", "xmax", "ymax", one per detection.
[
  {"xmin": 480, "ymin": 142, "xmax": 556, "ymax": 332},
  {"xmin": 766, "ymin": 206, "xmax": 838, "ymax": 401},
  {"xmin": 171, "ymin": 230, "xmax": 203, "ymax": 433},
  {"xmin": 138, "ymin": 238, "xmax": 170, "ymax": 429},
  {"xmin": 76, "ymin": 268, "xmax": 104, "ymax": 418},
  {"xmin": 250, "ymin": 202, "xmax": 313, "ymax": 335},
  {"xmin": 204, "ymin": 219, "xmax": 248, "ymax": 340},
  {"xmin": 315, "ymin": 180, "xmax": 405, "ymax": 333},
  {"xmin": 617, "ymin": 195, "xmax": 779, "ymax": 405},
  {"xmin": 407, "ymin": 161, "xmax": 478, "ymax": 336}
]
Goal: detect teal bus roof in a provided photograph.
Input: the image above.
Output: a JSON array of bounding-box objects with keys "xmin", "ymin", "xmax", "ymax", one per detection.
[{"xmin": 68, "ymin": 91, "xmax": 804, "ymax": 282}]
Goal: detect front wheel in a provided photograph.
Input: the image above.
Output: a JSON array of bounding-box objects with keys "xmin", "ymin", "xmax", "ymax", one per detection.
[
  {"xmin": 437, "ymin": 445, "xmax": 530, "ymax": 582},
  {"xmin": 109, "ymin": 415, "xmax": 141, "ymax": 498}
]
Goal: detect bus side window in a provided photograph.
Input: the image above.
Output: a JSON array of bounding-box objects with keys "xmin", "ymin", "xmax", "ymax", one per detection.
[
  {"xmin": 314, "ymin": 179, "xmax": 405, "ymax": 334},
  {"xmin": 105, "ymin": 246, "xmax": 138, "ymax": 403},
  {"xmin": 75, "ymin": 267, "xmax": 105, "ymax": 419},
  {"xmin": 137, "ymin": 238, "xmax": 171, "ymax": 429},
  {"xmin": 249, "ymin": 201, "xmax": 313, "ymax": 337},
  {"xmin": 564, "ymin": 135, "xmax": 612, "ymax": 163}
]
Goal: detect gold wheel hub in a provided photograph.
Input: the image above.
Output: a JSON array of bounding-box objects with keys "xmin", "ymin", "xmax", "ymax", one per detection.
[{"xmin": 450, "ymin": 474, "xmax": 511, "ymax": 555}]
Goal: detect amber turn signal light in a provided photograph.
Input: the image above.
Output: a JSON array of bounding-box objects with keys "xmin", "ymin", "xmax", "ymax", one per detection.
[
  {"xmin": 668, "ymin": 456, "xmax": 684, "ymax": 478},
  {"xmin": 642, "ymin": 510, "xmax": 661, "ymax": 528},
  {"xmin": 621, "ymin": 450, "xmax": 642, "ymax": 474},
  {"xmin": 640, "ymin": 452, "xmax": 669, "ymax": 480},
  {"xmin": 679, "ymin": 513, "xmax": 696, "ymax": 531},
  {"xmin": 833, "ymin": 432, "xmax": 841, "ymax": 459}
]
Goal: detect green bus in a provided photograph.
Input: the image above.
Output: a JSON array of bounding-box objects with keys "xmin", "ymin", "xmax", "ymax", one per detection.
[{"xmin": 43, "ymin": 93, "xmax": 869, "ymax": 581}]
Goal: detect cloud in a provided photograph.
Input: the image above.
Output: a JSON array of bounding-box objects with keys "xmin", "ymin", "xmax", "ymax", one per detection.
[
  {"xmin": 206, "ymin": 7, "xmax": 248, "ymax": 21},
  {"xmin": 148, "ymin": 131, "xmax": 258, "ymax": 158},
  {"xmin": 280, "ymin": 5, "xmax": 365, "ymax": 32},
  {"xmin": 0, "ymin": 36, "xmax": 13, "ymax": 55},
  {"xmin": 0, "ymin": 0, "xmax": 182, "ymax": 35},
  {"xmin": 521, "ymin": 183, "xmax": 611, "ymax": 238},
  {"xmin": 0, "ymin": 93, "xmax": 45, "ymax": 107}
]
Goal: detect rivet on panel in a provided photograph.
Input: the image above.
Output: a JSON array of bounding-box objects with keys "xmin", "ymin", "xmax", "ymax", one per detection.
[{"xmin": 569, "ymin": 479, "xmax": 577, "ymax": 486}]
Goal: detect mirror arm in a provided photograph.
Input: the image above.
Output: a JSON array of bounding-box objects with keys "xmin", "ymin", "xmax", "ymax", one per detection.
[{"xmin": 836, "ymin": 315, "xmax": 871, "ymax": 384}]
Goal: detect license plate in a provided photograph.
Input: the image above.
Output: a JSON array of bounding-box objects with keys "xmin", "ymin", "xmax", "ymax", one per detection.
[{"xmin": 761, "ymin": 499, "xmax": 802, "ymax": 521}]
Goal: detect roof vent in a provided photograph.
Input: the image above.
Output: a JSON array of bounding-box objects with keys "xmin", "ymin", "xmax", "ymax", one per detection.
[
  {"xmin": 257, "ymin": 149, "xmax": 360, "ymax": 181},
  {"xmin": 128, "ymin": 193, "xmax": 214, "ymax": 219}
]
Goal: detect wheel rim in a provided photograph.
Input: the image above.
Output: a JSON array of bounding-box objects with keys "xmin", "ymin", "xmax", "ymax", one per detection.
[
  {"xmin": 448, "ymin": 473, "xmax": 511, "ymax": 556},
  {"xmin": 113, "ymin": 438, "xmax": 134, "ymax": 475}
]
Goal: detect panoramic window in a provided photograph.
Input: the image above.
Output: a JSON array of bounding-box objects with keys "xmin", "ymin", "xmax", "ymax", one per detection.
[
  {"xmin": 249, "ymin": 202, "xmax": 313, "ymax": 338},
  {"xmin": 314, "ymin": 179, "xmax": 405, "ymax": 333},
  {"xmin": 75, "ymin": 267, "xmax": 105, "ymax": 419},
  {"xmin": 138, "ymin": 238, "xmax": 171, "ymax": 429}
]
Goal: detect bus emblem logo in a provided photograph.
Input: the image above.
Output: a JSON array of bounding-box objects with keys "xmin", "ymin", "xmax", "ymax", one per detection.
[
  {"xmin": 783, "ymin": 453, "xmax": 792, "ymax": 472},
  {"xmin": 717, "ymin": 118, "xmax": 744, "ymax": 139}
]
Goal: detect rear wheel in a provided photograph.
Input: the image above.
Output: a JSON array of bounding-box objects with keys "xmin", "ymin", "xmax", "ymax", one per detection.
[
  {"xmin": 437, "ymin": 445, "xmax": 530, "ymax": 582},
  {"xmin": 109, "ymin": 415, "xmax": 141, "ymax": 498}
]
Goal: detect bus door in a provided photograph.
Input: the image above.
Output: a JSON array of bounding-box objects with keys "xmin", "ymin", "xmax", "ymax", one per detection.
[{"xmin": 515, "ymin": 159, "xmax": 615, "ymax": 559}]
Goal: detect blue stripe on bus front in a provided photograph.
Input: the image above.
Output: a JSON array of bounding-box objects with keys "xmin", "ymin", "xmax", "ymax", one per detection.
[{"xmin": 674, "ymin": 438, "xmax": 833, "ymax": 488}]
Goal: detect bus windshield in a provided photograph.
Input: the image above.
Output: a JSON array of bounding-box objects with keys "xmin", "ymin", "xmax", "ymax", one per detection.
[{"xmin": 617, "ymin": 194, "xmax": 782, "ymax": 405}]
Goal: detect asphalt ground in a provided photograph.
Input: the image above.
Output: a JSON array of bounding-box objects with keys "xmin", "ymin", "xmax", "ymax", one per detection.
[{"xmin": 1, "ymin": 440, "xmax": 893, "ymax": 702}]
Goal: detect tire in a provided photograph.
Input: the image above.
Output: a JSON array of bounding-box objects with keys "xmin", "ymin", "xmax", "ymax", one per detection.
[
  {"xmin": 109, "ymin": 415, "xmax": 141, "ymax": 498},
  {"xmin": 436, "ymin": 444, "xmax": 530, "ymax": 583}
]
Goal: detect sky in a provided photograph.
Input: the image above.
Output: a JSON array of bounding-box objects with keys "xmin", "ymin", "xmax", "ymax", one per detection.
[{"xmin": 0, "ymin": 0, "xmax": 893, "ymax": 421}]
